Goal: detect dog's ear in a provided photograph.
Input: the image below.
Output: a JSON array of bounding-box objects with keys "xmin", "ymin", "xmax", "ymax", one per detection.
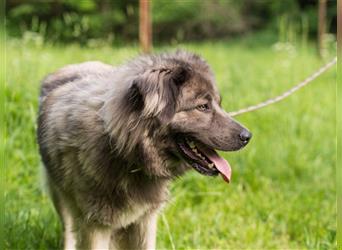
[
  {"xmin": 169, "ymin": 65, "xmax": 191, "ymax": 86},
  {"xmin": 124, "ymin": 63, "xmax": 191, "ymax": 123},
  {"xmin": 158, "ymin": 65, "xmax": 191, "ymax": 123},
  {"xmin": 126, "ymin": 81, "xmax": 144, "ymax": 113}
]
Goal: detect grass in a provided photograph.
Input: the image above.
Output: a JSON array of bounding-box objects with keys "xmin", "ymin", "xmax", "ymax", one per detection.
[{"xmin": 4, "ymin": 34, "xmax": 336, "ymax": 249}]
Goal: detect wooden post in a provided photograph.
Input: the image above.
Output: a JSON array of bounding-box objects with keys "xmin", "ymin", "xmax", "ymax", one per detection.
[
  {"xmin": 139, "ymin": 0, "xmax": 152, "ymax": 53},
  {"xmin": 318, "ymin": 0, "xmax": 327, "ymax": 58},
  {"xmin": 337, "ymin": 1, "xmax": 341, "ymax": 248},
  {"xmin": 338, "ymin": 0, "xmax": 341, "ymax": 54}
]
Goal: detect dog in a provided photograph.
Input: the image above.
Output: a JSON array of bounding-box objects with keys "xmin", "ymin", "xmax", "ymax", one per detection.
[{"xmin": 37, "ymin": 50, "xmax": 252, "ymax": 250}]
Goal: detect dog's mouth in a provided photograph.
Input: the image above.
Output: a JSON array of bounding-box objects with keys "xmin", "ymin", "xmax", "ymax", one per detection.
[{"xmin": 176, "ymin": 136, "xmax": 231, "ymax": 183}]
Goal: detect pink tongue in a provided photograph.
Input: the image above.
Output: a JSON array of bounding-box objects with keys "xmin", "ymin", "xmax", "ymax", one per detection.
[{"xmin": 198, "ymin": 146, "xmax": 232, "ymax": 183}]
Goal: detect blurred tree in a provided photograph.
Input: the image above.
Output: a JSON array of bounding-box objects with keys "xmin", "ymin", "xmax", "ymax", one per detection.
[
  {"xmin": 5, "ymin": 0, "xmax": 337, "ymax": 44},
  {"xmin": 318, "ymin": 0, "xmax": 327, "ymax": 58},
  {"xmin": 139, "ymin": 0, "xmax": 152, "ymax": 53}
]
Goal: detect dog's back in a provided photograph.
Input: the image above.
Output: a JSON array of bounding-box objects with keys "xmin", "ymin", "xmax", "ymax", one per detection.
[
  {"xmin": 40, "ymin": 61, "xmax": 113, "ymax": 99},
  {"xmin": 37, "ymin": 61, "xmax": 118, "ymax": 182}
]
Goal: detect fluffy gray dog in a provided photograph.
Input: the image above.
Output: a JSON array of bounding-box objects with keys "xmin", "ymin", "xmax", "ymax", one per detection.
[{"xmin": 37, "ymin": 50, "xmax": 251, "ymax": 250}]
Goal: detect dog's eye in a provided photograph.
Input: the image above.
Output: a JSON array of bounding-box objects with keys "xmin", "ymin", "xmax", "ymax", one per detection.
[{"xmin": 196, "ymin": 104, "xmax": 210, "ymax": 112}]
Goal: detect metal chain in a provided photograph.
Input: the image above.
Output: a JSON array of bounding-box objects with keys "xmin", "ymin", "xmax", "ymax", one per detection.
[{"xmin": 228, "ymin": 57, "xmax": 337, "ymax": 117}]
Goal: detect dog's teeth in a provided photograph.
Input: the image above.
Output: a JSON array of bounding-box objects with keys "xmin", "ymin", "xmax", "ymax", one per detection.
[
  {"xmin": 195, "ymin": 152, "xmax": 204, "ymax": 159},
  {"xmin": 208, "ymin": 163, "xmax": 214, "ymax": 168}
]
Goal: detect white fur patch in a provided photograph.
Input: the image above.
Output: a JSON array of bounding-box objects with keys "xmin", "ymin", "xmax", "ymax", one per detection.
[{"xmin": 115, "ymin": 202, "xmax": 151, "ymax": 229}]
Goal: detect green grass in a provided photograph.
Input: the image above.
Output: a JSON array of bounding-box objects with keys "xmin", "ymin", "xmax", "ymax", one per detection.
[{"xmin": 4, "ymin": 35, "xmax": 336, "ymax": 249}]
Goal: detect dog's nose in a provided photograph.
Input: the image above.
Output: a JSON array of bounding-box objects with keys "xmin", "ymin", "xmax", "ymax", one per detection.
[{"xmin": 239, "ymin": 129, "xmax": 252, "ymax": 144}]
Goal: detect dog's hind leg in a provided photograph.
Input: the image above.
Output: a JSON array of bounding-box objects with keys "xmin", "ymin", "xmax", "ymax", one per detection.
[
  {"xmin": 47, "ymin": 183, "xmax": 77, "ymax": 250},
  {"xmin": 60, "ymin": 205, "xmax": 77, "ymax": 250},
  {"xmin": 47, "ymin": 179, "xmax": 112, "ymax": 250},
  {"xmin": 111, "ymin": 212, "xmax": 158, "ymax": 250}
]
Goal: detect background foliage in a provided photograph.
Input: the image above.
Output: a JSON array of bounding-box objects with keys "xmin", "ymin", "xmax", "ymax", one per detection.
[
  {"xmin": 6, "ymin": 0, "xmax": 337, "ymax": 45},
  {"xmin": 4, "ymin": 34, "xmax": 336, "ymax": 249}
]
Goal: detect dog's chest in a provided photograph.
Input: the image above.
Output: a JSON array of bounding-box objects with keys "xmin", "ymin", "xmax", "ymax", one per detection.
[
  {"xmin": 83, "ymin": 172, "xmax": 170, "ymax": 228},
  {"xmin": 114, "ymin": 201, "xmax": 156, "ymax": 229}
]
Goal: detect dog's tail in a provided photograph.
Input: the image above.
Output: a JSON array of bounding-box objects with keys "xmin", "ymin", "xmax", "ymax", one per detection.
[{"xmin": 39, "ymin": 61, "xmax": 113, "ymax": 101}]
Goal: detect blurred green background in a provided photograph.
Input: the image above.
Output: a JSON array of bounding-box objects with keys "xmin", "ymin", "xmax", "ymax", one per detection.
[
  {"xmin": 6, "ymin": 0, "xmax": 336, "ymax": 45},
  {"xmin": 4, "ymin": 0, "xmax": 337, "ymax": 249}
]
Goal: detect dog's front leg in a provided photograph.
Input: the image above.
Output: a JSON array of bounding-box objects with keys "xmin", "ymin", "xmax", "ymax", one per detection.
[
  {"xmin": 110, "ymin": 212, "xmax": 158, "ymax": 250},
  {"xmin": 144, "ymin": 212, "xmax": 158, "ymax": 249},
  {"xmin": 77, "ymin": 224, "xmax": 112, "ymax": 250}
]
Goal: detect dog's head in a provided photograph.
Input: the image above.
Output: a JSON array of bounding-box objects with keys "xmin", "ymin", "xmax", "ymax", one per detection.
[{"xmin": 119, "ymin": 51, "xmax": 251, "ymax": 182}]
